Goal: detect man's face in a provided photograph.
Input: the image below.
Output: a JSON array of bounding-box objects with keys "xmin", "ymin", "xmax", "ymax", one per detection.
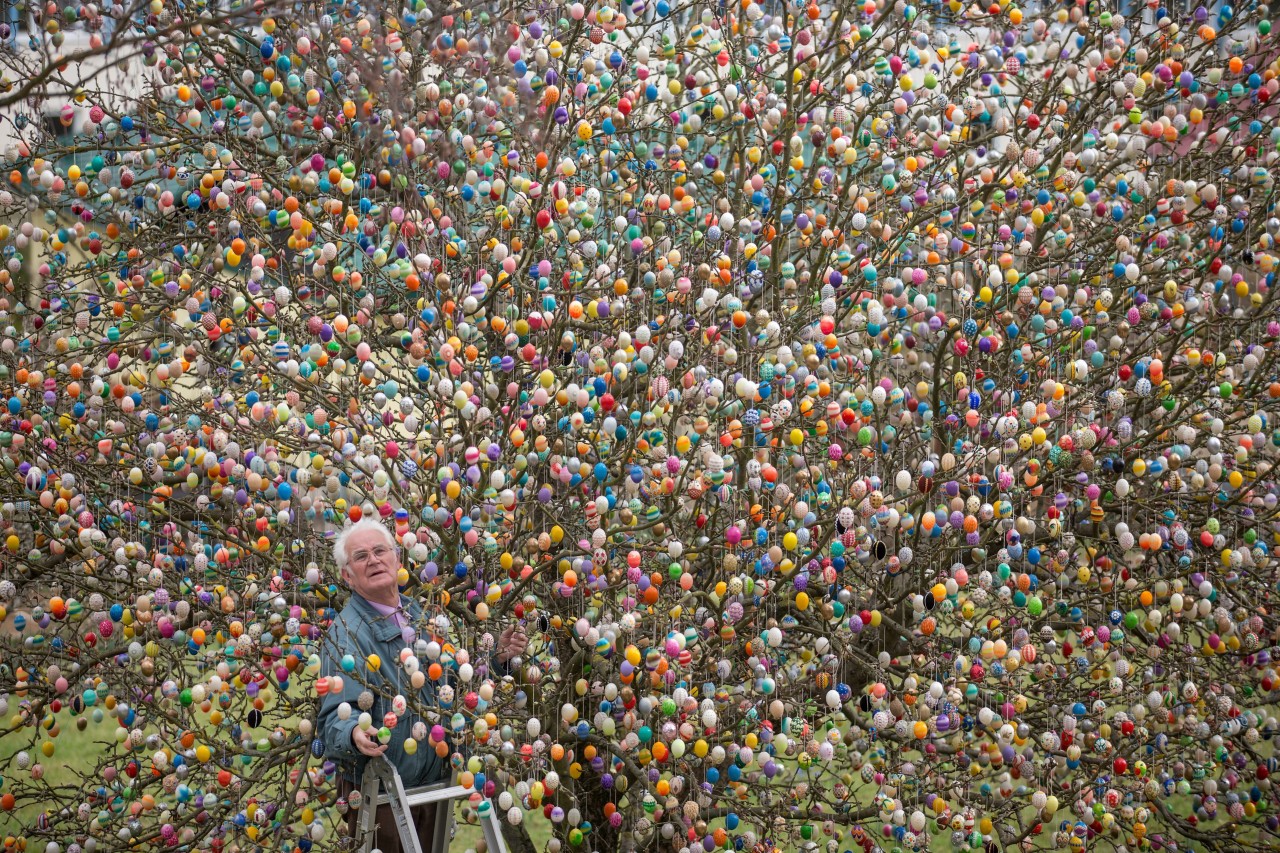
[{"xmin": 341, "ymin": 528, "xmax": 400, "ymax": 606}]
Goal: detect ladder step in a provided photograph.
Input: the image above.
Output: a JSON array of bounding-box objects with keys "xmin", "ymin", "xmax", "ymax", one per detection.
[{"xmin": 376, "ymin": 783, "xmax": 472, "ymax": 808}]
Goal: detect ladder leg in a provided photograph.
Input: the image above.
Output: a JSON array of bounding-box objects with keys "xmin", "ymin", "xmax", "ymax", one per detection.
[
  {"xmin": 431, "ymin": 799, "xmax": 452, "ymax": 853},
  {"xmin": 380, "ymin": 759, "xmax": 426, "ymax": 853},
  {"xmin": 478, "ymin": 800, "xmax": 508, "ymax": 853},
  {"xmin": 357, "ymin": 763, "xmax": 380, "ymax": 853}
]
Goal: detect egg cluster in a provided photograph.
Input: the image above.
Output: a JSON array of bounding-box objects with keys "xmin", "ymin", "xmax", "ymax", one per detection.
[{"xmin": 0, "ymin": 0, "xmax": 1278, "ymax": 852}]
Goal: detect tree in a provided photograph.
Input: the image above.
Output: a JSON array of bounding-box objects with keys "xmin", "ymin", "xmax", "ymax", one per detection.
[{"xmin": 0, "ymin": 0, "xmax": 1279, "ymax": 852}]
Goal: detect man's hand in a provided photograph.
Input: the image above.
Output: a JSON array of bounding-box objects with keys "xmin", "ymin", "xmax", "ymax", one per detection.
[
  {"xmin": 496, "ymin": 625, "xmax": 529, "ymax": 664},
  {"xmin": 352, "ymin": 726, "xmax": 388, "ymax": 758}
]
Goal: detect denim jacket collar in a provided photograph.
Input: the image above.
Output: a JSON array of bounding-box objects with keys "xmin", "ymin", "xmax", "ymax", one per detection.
[{"xmin": 347, "ymin": 592, "xmax": 423, "ymax": 644}]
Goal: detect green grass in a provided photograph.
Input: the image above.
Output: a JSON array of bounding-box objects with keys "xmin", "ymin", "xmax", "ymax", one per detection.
[
  {"xmin": 0, "ymin": 607, "xmax": 1268, "ymax": 853},
  {"xmin": 0, "ymin": 690, "xmax": 545, "ymax": 852},
  {"xmin": 2, "ymin": 699, "xmax": 1269, "ymax": 853}
]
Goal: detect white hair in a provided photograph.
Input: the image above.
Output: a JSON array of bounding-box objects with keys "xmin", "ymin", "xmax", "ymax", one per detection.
[{"xmin": 333, "ymin": 518, "xmax": 397, "ymax": 572}]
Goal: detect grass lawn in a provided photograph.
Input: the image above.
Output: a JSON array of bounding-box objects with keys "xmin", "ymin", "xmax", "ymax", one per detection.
[
  {"xmin": 0, "ymin": 611, "xmax": 1267, "ymax": 853},
  {"xmin": 0, "ymin": 688, "xmax": 548, "ymax": 852},
  {"xmin": 3, "ymin": 692, "xmax": 1271, "ymax": 853}
]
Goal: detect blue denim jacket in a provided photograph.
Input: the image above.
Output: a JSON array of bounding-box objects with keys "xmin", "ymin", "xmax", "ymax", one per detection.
[{"xmin": 317, "ymin": 593, "xmax": 451, "ymax": 788}]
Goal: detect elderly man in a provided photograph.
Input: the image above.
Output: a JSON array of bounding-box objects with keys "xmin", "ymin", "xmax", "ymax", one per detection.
[{"xmin": 318, "ymin": 518, "xmax": 528, "ymax": 852}]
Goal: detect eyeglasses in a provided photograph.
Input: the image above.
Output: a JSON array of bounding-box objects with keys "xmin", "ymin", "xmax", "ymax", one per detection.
[{"xmin": 349, "ymin": 545, "xmax": 394, "ymax": 566}]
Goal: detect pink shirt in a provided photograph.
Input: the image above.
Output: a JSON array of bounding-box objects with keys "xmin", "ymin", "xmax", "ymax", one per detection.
[{"xmin": 366, "ymin": 597, "xmax": 416, "ymax": 645}]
